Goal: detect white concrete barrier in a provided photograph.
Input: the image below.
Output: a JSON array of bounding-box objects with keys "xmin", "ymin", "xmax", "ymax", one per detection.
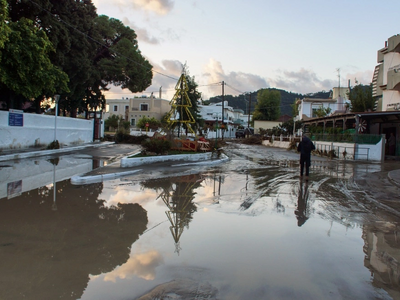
[
  {"xmin": 121, "ymin": 152, "xmax": 213, "ymax": 168},
  {"xmin": 0, "ymin": 110, "xmax": 94, "ymax": 150}
]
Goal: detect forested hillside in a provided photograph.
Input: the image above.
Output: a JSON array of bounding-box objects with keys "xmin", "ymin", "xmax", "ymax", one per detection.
[{"xmin": 208, "ymin": 88, "xmax": 331, "ymax": 117}]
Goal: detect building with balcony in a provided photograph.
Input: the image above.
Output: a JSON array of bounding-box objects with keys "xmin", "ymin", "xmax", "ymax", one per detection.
[{"xmin": 372, "ymin": 34, "xmax": 400, "ymax": 111}]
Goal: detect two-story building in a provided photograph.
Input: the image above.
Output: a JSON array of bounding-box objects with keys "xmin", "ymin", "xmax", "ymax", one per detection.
[
  {"xmin": 372, "ymin": 34, "xmax": 400, "ymax": 111},
  {"xmin": 104, "ymin": 95, "xmax": 171, "ymax": 127},
  {"xmin": 296, "ymin": 87, "xmax": 350, "ymax": 121}
]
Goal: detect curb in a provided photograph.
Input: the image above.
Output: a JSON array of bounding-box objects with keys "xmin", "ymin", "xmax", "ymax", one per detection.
[
  {"xmin": 71, "ymin": 169, "xmax": 142, "ymax": 185},
  {"xmin": 0, "ymin": 142, "xmax": 115, "ymax": 162}
]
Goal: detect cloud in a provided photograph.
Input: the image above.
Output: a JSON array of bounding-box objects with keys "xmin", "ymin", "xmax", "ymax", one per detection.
[
  {"xmin": 202, "ymin": 59, "xmax": 268, "ymax": 96},
  {"xmin": 105, "ymin": 0, "xmax": 174, "ymax": 15},
  {"xmin": 104, "ymin": 250, "xmax": 164, "ymax": 281},
  {"xmin": 344, "ymin": 70, "xmax": 373, "ymax": 86},
  {"xmin": 270, "ymin": 68, "xmax": 336, "ymax": 94},
  {"xmin": 122, "ymin": 18, "xmax": 160, "ymax": 45}
]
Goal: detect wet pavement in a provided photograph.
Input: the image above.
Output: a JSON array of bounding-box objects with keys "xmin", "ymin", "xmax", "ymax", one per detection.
[{"xmin": 1, "ymin": 142, "xmax": 400, "ymax": 299}]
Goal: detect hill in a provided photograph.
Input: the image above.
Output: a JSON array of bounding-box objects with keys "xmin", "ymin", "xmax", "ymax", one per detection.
[{"xmin": 207, "ymin": 88, "xmax": 331, "ymax": 117}]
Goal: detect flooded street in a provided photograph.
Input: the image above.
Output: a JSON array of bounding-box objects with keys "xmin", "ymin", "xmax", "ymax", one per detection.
[{"xmin": 1, "ymin": 143, "xmax": 400, "ymax": 299}]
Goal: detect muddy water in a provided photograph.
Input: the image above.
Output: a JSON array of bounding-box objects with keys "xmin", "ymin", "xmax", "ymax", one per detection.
[{"xmin": 0, "ymin": 147, "xmax": 399, "ymax": 300}]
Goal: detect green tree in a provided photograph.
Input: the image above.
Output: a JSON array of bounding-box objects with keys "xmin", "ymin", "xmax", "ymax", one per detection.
[
  {"xmin": 0, "ymin": 17, "xmax": 69, "ymax": 108},
  {"xmin": 136, "ymin": 116, "xmax": 161, "ymax": 130},
  {"xmin": 314, "ymin": 106, "xmax": 332, "ymax": 118},
  {"xmin": 0, "ymin": 0, "xmax": 10, "ymax": 50},
  {"xmin": 253, "ymin": 89, "xmax": 281, "ymax": 121},
  {"xmin": 348, "ymin": 84, "xmax": 375, "ymax": 112}
]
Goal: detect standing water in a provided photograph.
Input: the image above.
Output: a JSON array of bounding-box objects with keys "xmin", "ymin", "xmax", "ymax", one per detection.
[{"xmin": 0, "ymin": 145, "xmax": 399, "ymax": 299}]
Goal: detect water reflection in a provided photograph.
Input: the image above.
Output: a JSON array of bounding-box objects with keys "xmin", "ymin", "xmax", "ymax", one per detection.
[
  {"xmin": 141, "ymin": 174, "xmax": 203, "ymax": 254},
  {"xmin": 0, "ymin": 174, "xmax": 148, "ymax": 300},
  {"xmin": 295, "ymin": 181, "xmax": 310, "ymax": 227},
  {"xmin": 363, "ymin": 221, "xmax": 400, "ymax": 299}
]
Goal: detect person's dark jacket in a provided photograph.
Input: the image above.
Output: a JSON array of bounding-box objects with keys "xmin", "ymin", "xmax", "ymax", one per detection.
[{"xmin": 297, "ymin": 136, "xmax": 315, "ymax": 156}]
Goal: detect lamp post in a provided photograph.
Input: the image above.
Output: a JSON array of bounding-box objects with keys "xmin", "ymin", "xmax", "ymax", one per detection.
[{"xmin": 54, "ymin": 94, "xmax": 60, "ymax": 143}]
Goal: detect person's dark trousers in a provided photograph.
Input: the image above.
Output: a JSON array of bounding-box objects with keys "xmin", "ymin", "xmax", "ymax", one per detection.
[{"xmin": 300, "ymin": 154, "xmax": 311, "ymax": 176}]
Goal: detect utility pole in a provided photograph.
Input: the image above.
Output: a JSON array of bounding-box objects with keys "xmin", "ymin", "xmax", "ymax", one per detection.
[
  {"xmin": 247, "ymin": 93, "xmax": 251, "ymax": 129},
  {"xmin": 221, "ymin": 81, "xmax": 225, "ymax": 140},
  {"xmin": 159, "ymin": 86, "xmax": 162, "ymax": 99}
]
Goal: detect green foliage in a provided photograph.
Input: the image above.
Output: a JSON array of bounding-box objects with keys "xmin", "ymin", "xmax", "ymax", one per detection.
[
  {"xmin": 0, "ymin": 0, "xmax": 10, "ymax": 50},
  {"xmin": 264, "ymin": 119, "xmax": 302, "ymax": 136},
  {"xmin": 47, "ymin": 140, "xmax": 60, "ymax": 149},
  {"xmin": 253, "ymin": 89, "xmax": 281, "ymax": 121},
  {"xmin": 314, "ymin": 106, "xmax": 332, "ymax": 118},
  {"xmin": 104, "ymin": 115, "xmax": 130, "ymax": 130},
  {"xmin": 0, "ymin": 17, "xmax": 69, "ymax": 101},
  {"xmin": 4, "ymin": 2, "xmax": 152, "ymax": 116},
  {"xmin": 348, "ymin": 84, "xmax": 375, "ymax": 112},
  {"xmin": 136, "ymin": 116, "xmax": 161, "ymax": 130},
  {"xmin": 141, "ymin": 138, "xmax": 171, "ymax": 155}
]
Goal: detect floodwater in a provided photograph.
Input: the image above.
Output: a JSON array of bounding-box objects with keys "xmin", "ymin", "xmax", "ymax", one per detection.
[{"xmin": 1, "ymin": 144, "xmax": 400, "ymax": 300}]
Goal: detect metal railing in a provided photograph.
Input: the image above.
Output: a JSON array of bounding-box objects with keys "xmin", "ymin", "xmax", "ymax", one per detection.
[{"xmin": 310, "ymin": 133, "xmax": 381, "ymax": 145}]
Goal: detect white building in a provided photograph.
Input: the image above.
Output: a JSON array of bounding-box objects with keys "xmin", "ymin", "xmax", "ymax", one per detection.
[
  {"xmin": 198, "ymin": 101, "xmax": 251, "ymax": 138},
  {"xmin": 372, "ymin": 34, "xmax": 400, "ymax": 111},
  {"xmin": 296, "ymin": 88, "xmax": 350, "ymax": 121}
]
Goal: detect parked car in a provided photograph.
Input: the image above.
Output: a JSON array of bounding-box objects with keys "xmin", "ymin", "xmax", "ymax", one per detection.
[
  {"xmin": 236, "ymin": 128, "xmax": 254, "ymax": 138},
  {"xmin": 236, "ymin": 129, "xmax": 245, "ymax": 138}
]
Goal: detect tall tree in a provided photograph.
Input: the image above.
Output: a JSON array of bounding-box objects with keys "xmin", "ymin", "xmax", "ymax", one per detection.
[
  {"xmin": 88, "ymin": 15, "xmax": 153, "ymax": 113},
  {"xmin": 348, "ymin": 83, "xmax": 375, "ymax": 112},
  {"xmin": 253, "ymin": 89, "xmax": 281, "ymax": 121},
  {"xmin": 0, "ymin": 0, "xmax": 10, "ymax": 50},
  {"xmin": 0, "ymin": 17, "xmax": 69, "ymax": 109}
]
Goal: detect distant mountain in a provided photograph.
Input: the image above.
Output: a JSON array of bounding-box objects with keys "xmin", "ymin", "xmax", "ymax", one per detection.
[{"xmin": 207, "ymin": 88, "xmax": 331, "ymax": 117}]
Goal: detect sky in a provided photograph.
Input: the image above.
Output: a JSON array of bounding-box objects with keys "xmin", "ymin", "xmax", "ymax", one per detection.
[{"xmin": 92, "ymin": 0, "xmax": 400, "ymax": 101}]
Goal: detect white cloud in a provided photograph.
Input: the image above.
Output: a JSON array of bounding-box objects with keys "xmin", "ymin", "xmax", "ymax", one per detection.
[
  {"xmin": 103, "ymin": 250, "xmax": 164, "ymax": 281},
  {"xmin": 100, "ymin": 0, "xmax": 174, "ymax": 15},
  {"xmin": 202, "ymin": 59, "xmax": 268, "ymax": 97},
  {"xmin": 270, "ymin": 68, "xmax": 336, "ymax": 94},
  {"xmin": 122, "ymin": 18, "xmax": 160, "ymax": 45}
]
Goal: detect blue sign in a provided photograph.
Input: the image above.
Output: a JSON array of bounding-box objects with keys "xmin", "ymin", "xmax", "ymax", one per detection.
[{"xmin": 9, "ymin": 110, "xmax": 24, "ymax": 126}]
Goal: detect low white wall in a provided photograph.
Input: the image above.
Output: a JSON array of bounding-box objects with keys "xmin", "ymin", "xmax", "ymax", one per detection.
[
  {"xmin": 121, "ymin": 152, "xmax": 213, "ymax": 168},
  {"xmin": 262, "ymin": 137, "xmax": 384, "ymax": 162},
  {"xmin": 0, "ymin": 110, "xmax": 95, "ymax": 150}
]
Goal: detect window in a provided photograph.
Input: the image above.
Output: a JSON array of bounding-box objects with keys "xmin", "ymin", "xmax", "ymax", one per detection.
[
  {"xmin": 113, "ymin": 105, "xmax": 118, "ymax": 112},
  {"xmin": 131, "ymin": 119, "xmax": 136, "ymax": 126},
  {"xmin": 140, "ymin": 103, "xmax": 149, "ymax": 111},
  {"xmin": 125, "ymin": 105, "xmax": 129, "ymax": 112}
]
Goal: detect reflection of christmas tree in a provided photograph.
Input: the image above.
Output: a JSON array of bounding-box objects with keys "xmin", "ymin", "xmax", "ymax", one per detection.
[
  {"xmin": 142, "ymin": 174, "xmax": 203, "ymax": 254},
  {"xmin": 166, "ymin": 73, "xmax": 196, "ymax": 137}
]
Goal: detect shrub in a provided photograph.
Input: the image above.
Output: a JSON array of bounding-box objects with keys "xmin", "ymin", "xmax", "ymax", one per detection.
[
  {"xmin": 141, "ymin": 138, "xmax": 171, "ymax": 154},
  {"xmin": 47, "ymin": 140, "xmax": 60, "ymax": 149}
]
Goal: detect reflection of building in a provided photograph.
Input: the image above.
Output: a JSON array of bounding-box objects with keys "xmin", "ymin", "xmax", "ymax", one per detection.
[{"xmin": 362, "ymin": 222, "xmax": 400, "ymax": 299}]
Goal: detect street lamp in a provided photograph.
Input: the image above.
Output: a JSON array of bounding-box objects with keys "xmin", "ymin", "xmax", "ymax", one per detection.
[{"xmin": 54, "ymin": 94, "xmax": 60, "ymax": 143}]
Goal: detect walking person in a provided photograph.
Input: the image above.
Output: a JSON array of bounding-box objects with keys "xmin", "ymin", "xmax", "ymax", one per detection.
[{"xmin": 297, "ymin": 133, "xmax": 315, "ymax": 180}]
